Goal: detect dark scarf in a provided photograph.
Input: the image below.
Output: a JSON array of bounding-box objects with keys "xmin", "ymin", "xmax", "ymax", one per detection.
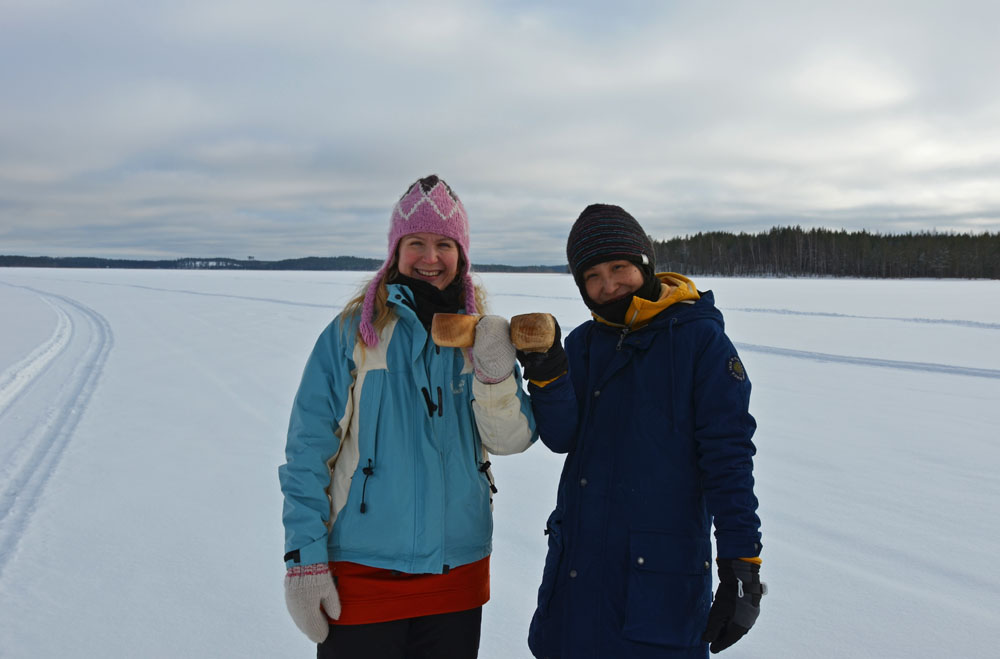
[
  {"xmin": 589, "ymin": 272, "xmax": 661, "ymax": 326},
  {"xmin": 390, "ymin": 273, "xmax": 465, "ymax": 328}
]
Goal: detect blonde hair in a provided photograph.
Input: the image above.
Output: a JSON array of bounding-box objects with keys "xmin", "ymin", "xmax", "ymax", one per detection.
[{"xmin": 341, "ymin": 259, "xmax": 487, "ymax": 348}]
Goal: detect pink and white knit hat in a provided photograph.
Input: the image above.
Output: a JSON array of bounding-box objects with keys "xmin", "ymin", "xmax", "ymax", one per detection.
[{"xmin": 359, "ymin": 175, "xmax": 476, "ymax": 347}]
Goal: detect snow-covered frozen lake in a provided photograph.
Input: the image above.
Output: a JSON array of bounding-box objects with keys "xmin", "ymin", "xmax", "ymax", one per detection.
[{"xmin": 1, "ymin": 268, "xmax": 998, "ymax": 658}]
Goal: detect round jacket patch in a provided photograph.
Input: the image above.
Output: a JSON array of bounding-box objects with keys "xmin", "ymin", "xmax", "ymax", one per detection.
[{"xmin": 727, "ymin": 356, "xmax": 746, "ymax": 381}]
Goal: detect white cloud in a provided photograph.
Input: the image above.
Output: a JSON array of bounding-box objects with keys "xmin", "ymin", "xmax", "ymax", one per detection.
[
  {"xmin": 1, "ymin": 0, "xmax": 999, "ymax": 263},
  {"xmin": 790, "ymin": 51, "xmax": 911, "ymax": 112}
]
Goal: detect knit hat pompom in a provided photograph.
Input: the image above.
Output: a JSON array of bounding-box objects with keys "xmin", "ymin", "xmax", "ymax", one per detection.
[
  {"xmin": 359, "ymin": 175, "xmax": 476, "ymax": 347},
  {"xmin": 566, "ymin": 204, "xmax": 656, "ymax": 286}
]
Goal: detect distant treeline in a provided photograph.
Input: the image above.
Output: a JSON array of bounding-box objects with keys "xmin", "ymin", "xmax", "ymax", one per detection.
[
  {"xmin": 3, "ymin": 227, "xmax": 998, "ymax": 278},
  {"xmin": 0, "ymin": 254, "xmax": 565, "ymax": 273},
  {"xmin": 653, "ymin": 227, "xmax": 1000, "ymax": 279}
]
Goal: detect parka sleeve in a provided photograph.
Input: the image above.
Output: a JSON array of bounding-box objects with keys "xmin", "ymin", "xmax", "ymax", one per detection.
[
  {"xmin": 278, "ymin": 318, "xmax": 357, "ymax": 567},
  {"xmin": 525, "ymin": 375, "xmax": 578, "ymax": 454},
  {"xmin": 523, "ymin": 328, "xmax": 584, "ymax": 454},
  {"xmin": 472, "ymin": 365, "xmax": 538, "ymax": 455},
  {"xmin": 691, "ymin": 322, "xmax": 762, "ymax": 559}
]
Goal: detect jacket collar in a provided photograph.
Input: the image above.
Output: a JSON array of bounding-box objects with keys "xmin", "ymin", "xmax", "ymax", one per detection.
[
  {"xmin": 593, "ymin": 272, "xmax": 701, "ymax": 330},
  {"xmin": 386, "ymin": 283, "xmax": 429, "ymax": 363}
]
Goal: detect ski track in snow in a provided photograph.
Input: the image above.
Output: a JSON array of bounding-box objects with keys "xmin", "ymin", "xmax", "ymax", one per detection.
[
  {"xmin": 735, "ymin": 342, "xmax": 1000, "ymax": 379},
  {"xmin": 20, "ymin": 276, "xmax": 999, "ymax": 330},
  {"xmin": 26, "ymin": 276, "xmax": 343, "ymax": 309},
  {"xmin": 101, "ymin": 284, "xmax": 339, "ymax": 309},
  {"xmin": 0, "ymin": 286, "xmax": 113, "ymax": 577},
  {"xmin": 494, "ymin": 291, "xmax": 580, "ymax": 301},
  {"xmin": 549, "ymin": 326, "xmax": 1000, "ymax": 381},
  {"xmin": 729, "ymin": 306, "xmax": 1000, "ymax": 330}
]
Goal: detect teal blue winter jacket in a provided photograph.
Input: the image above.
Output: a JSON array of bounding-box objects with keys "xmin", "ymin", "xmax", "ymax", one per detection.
[{"xmin": 279, "ymin": 284, "xmax": 537, "ymax": 574}]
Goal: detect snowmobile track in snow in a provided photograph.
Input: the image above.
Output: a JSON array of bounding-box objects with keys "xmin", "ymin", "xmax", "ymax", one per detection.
[
  {"xmin": 0, "ymin": 296, "xmax": 73, "ymax": 416},
  {"xmin": 0, "ymin": 286, "xmax": 113, "ymax": 577}
]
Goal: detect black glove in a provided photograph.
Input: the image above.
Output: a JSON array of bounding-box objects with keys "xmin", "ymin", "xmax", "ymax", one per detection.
[
  {"xmin": 702, "ymin": 559, "xmax": 765, "ymax": 654},
  {"xmin": 515, "ymin": 320, "xmax": 567, "ymax": 382}
]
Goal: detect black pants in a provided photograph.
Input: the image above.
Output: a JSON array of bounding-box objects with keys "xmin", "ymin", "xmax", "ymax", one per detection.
[{"xmin": 317, "ymin": 606, "xmax": 482, "ymax": 659}]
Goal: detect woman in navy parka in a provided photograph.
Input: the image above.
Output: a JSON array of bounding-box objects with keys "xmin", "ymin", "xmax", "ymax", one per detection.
[
  {"xmin": 520, "ymin": 205, "xmax": 764, "ymax": 658},
  {"xmin": 279, "ymin": 175, "xmax": 537, "ymax": 658}
]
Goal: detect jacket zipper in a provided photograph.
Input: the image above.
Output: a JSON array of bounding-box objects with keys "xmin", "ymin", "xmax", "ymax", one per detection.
[
  {"xmin": 616, "ymin": 328, "xmax": 630, "ymax": 351},
  {"xmin": 616, "ymin": 309, "xmax": 641, "ymax": 350}
]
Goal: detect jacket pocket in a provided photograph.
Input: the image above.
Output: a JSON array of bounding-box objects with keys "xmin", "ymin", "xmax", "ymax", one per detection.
[
  {"xmin": 535, "ymin": 508, "xmax": 565, "ymax": 617},
  {"xmin": 622, "ymin": 531, "xmax": 712, "ymax": 648}
]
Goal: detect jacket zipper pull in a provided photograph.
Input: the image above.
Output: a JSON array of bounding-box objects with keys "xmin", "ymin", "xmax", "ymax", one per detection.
[{"xmin": 616, "ymin": 328, "xmax": 630, "ymax": 351}]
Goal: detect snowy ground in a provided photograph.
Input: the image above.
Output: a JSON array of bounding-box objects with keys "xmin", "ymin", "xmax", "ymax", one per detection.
[{"xmin": 1, "ymin": 268, "xmax": 998, "ymax": 659}]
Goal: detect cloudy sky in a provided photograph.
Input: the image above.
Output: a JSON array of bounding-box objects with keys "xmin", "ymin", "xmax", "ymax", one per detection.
[{"xmin": 2, "ymin": 0, "xmax": 999, "ymax": 265}]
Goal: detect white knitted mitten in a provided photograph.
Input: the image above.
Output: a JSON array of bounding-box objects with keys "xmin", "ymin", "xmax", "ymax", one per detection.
[
  {"xmin": 472, "ymin": 315, "xmax": 516, "ymax": 383},
  {"xmin": 284, "ymin": 563, "xmax": 341, "ymax": 643}
]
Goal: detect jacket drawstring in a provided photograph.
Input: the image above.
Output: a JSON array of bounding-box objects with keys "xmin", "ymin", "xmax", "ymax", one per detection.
[
  {"xmin": 420, "ymin": 386, "xmax": 444, "ymax": 417},
  {"xmin": 478, "ymin": 460, "xmax": 498, "ymax": 494},
  {"xmin": 360, "ymin": 458, "xmax": 374, "ymax": 513},
  {"xmin": 421, "ymin": 387, "xmax": 438, "ymax": 417}
]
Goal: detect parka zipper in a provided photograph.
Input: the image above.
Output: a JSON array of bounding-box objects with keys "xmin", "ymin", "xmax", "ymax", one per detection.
[
  {"xmin": 616, "ymin": 308, "xmax": 641, "ymax": 350},
  {"xmin": 616, "ymin": 328, "xmax": 630, "ymax": 351}
]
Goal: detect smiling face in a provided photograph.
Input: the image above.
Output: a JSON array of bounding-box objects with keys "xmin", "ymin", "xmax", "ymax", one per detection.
[
  {"xmin": 582, "ymin": 259, "xmax": 645, "ymax": 305},
  {"xmin": 396, "ymin": 232, "xmax": 461, "ymax": 290}
]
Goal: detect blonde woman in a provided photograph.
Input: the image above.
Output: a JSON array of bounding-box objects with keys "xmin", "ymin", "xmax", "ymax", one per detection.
[{"xmin": 279, "ymin": 175, "xmax": 537, "ymax": 658}]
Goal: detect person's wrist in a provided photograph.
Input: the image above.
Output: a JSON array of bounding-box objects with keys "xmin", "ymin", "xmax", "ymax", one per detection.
[
  {"xmin": 285, "ymin": 563, "xmax": 331, "ymax": 586},
  {"xmin": 524, "ymin": 347, "xmax": 567, "ymax": 381}
]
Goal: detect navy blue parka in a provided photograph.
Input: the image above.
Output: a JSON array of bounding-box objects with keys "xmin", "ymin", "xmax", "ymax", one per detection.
[{"xmin": 527, "ymin": 279, "xmax": 761, "ymax": 659}]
